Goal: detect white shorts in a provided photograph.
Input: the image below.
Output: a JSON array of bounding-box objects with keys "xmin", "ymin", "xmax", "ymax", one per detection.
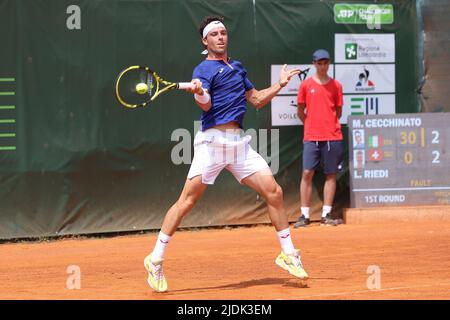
[{"xmin": 187, "ymin": 129, "xmax": 270, "ymax": 185}]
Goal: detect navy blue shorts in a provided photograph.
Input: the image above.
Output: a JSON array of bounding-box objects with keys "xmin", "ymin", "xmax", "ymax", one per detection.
[{"xmin": 303, "ymin": 141, "xmax": 344, "ymax": 174}]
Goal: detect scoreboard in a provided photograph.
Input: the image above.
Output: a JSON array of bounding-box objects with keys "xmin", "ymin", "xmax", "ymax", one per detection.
[{"xmin": 348, "ymin": 113, "xmax": 450, "ymax": 207}]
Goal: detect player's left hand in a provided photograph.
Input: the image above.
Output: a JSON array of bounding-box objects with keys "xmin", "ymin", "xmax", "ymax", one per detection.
[{"xmin": 279, "ymin": 64, "xmax": 300, "ymax": 87}]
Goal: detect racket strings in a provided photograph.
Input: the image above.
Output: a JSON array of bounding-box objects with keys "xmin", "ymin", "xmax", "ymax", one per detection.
[
  {"xmin": 116, "ymin": 69, "xmax": 155, "ymax": 107},
  {"xmin": 145, "ymin": 72, "xmax": 154, "ymax": 98},
  {"xmin": 115, "ymin": 66, "xmax": 179, "ymax": 108}
]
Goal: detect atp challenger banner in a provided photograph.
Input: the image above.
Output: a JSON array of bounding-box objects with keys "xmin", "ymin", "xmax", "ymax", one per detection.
[{"xmin": 0, "ymin": 0, "xmax": 419, "ymax": 239}]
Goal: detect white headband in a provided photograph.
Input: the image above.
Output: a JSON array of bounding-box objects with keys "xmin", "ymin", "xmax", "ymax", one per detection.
[{"xmin": 202, "ymin": 21, "xmax": 226, "ymax": 38}]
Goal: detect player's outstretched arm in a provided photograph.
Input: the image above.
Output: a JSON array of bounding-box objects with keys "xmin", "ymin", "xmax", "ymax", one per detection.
[
  {"xmin": 187, "ymin": 78, "xmax": 211, "ymax": 112},
  {"xmin": 246, "ymin": 64, "xmax": 299, "ymax": 109}
]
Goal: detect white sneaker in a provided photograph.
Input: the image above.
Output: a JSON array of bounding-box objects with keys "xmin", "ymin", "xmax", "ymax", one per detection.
[
  {"xmin": 144, "ymin": 254, "xmax": 168, "ymax": 292},
  {"xmin": 275, "ymin": 249, "xmax": 309, "ymax": 280}
]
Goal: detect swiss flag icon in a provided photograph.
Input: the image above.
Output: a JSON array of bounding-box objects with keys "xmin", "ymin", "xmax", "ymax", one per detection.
[{"xmin": 368, "ymin": 149, "xmax": 384, "ymax": 161}]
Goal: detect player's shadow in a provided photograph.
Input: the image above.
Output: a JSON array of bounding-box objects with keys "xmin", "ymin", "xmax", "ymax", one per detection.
[{"xmin": 163, "ymin": 277, "xmax": 308, "ymax": 295}]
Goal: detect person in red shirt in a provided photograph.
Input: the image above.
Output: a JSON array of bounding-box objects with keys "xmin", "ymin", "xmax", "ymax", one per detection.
[{"xmin": 294, "ymin": 49, "xmax": 344, "ymax": 228}]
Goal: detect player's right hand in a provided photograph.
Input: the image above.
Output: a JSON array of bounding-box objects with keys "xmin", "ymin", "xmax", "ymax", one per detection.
[{"xmin": 189, "ymin": 78, "xmax": 204, "ymax": 95}]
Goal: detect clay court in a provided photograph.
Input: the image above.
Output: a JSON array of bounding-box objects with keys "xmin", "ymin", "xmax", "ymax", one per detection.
[{"xmin": 1, "ymin": 220, "xmax": 450, "ymax": 300}]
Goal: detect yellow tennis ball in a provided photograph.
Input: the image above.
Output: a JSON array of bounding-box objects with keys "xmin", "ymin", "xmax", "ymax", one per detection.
[{"xmin": 135, "ymin": 83, "xmax": 148, "ymax": 94}]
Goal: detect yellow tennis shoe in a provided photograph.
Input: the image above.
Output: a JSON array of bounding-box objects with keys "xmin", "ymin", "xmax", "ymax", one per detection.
[
  {"xmin": 144, "ymin": 254, "xmax": 168, "ymax": 292},
  {"xmin": 275, "ymin": 249, "xmax": 309, "ymax": 280}
]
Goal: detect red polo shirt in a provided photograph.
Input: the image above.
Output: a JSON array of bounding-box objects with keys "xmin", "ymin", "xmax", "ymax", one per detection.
[{"xmin": 297, "ymin": 77, "xmax": 343, "ymax": 141}]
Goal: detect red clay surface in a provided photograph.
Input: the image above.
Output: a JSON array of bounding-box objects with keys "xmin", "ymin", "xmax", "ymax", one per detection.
[{"xmin": 1, "ymin": 222, "xmax": 450, "ymax": 300}]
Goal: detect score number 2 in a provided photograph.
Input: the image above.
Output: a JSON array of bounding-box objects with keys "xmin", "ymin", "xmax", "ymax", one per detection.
[{"xmin": 431, "ymin": 130, "xmax": 440, "ymax": 164}]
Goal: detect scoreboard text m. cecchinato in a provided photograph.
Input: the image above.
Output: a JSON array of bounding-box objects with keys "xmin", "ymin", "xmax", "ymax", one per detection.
[{"xmin": 348, "ymin": 113, "xmax": 449, "ymax": 208}]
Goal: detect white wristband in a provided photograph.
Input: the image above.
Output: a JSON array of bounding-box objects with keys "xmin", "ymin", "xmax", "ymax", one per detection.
[{"xmin": 194, "ymin": 90, "xmax": 210, "ymax": 104}]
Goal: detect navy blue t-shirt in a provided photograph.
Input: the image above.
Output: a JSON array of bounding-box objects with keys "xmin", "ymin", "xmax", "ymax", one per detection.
[{"xmin": 192, "ymin": 59, "xmax": 254, "ymax": 131}]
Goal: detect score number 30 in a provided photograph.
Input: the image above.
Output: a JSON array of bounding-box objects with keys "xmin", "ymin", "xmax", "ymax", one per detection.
[{"xmin": 400, "ymin": 129, "xmax": 440, "ymax": 164}]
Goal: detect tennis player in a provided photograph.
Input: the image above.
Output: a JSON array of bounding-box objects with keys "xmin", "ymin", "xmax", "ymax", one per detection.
[{"xmin": 144, "ymin": 15, "xmax": 308, "ymax": 292}]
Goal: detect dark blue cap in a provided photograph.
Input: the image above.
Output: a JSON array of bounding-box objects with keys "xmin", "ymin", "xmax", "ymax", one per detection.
[{"xmin": 313, "ymin": 49, "xmax": 330, "ymax": 61}]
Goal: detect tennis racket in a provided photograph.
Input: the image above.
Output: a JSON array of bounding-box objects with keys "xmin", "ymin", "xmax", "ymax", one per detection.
[{"xmin": 115, "ymin": 65, "xmax": 195, "ymax": 108}]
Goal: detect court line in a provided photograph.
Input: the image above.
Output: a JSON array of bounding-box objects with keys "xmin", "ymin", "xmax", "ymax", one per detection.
[{"xmin": 281, "ymin": 282, "xmax": 450, "ymax": 299}]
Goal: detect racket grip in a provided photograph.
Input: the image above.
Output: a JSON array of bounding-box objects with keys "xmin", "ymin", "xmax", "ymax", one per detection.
[{"xmin": 177, "ymin": 82, "xmax": 195, "ymax": 90}]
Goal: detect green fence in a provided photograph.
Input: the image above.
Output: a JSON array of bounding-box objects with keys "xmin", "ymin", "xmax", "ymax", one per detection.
[{"xmin": 0, "ymin": 0, "xmax": 419, "ymax": 239}]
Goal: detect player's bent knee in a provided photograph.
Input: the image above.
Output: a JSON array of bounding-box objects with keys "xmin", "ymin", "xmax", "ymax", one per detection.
[
  {"xmin": 275, "ymin": 185, "xmax": 283, "ymax": 202},
  {"xmin": 184, "ymin": 197, "xmax": 198, "ymax": 211},
  {"xmin": 265, "ymin": 184, "xmax": 283, "ymax": 204},
  {"xmin": 177, "ymin": 196, "xmax": 199, "ymax": 215}
]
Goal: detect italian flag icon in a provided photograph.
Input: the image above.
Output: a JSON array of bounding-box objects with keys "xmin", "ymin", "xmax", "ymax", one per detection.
[{"xmin": 368, "ymin": 135, "xmax": 383, "ymax": 148}]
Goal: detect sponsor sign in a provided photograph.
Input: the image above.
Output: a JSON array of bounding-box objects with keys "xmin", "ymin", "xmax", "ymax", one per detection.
[
  {"xmin": 342, "ymin": 94, "xmax": 396, "ymax": 124},
  {"xmin": 335, "ymin": 64, "xmax": 395, "ymax": 94},
  {"xmin": 334, "ymin": 4, "xmax": 394, "ymax": 25},
  {"xmin": 335, "ymin": 34, "xmax": 395, "ymax": 63}
]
